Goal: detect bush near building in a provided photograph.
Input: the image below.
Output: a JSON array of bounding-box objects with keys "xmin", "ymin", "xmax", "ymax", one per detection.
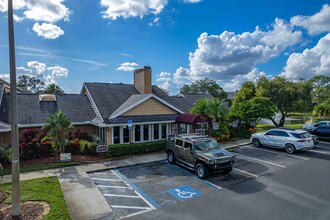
[{"xmin": 107, "ymin": 140, "xmax": 166, "ymax": 157}]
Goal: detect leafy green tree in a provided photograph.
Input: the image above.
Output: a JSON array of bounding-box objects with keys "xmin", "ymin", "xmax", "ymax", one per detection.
[
  {"xmin": 313, "ymin": 99, "xmax": 330, "ymax": 119},
  {"xmin": 44, "ymin": 83, "xmax": 65, "ymax": 94},
  {"xmin": 42, "ymin": 111, "xmax": 73, "ymax": 155},
  {"xmin": 229, "ymin": 97, "xmax": 276, "ymax": 127},
  {"xmin": 232, "ymin": 81, "xmax": 256, "ymax": 106},
  {"xmin": 180, "ymin": 78, "xmax": 227, "ymax": 100},
  {"xmin": 190, "ymin": 98, "xmax": 208, "ymax": 115},
  {"xmin": 18, "ymin": 75, "xmax": 45, "ymax": 93},
  {"xmin": 256, "ymin": 76, "xmax": 312, "ymax": 127},
  {"xmin": 309, "ymin": 75, "xmax": 330, "ymax": 103},
  {"xmin": 190, "ymin": 98, "xmax": 230, "ymax": 123}
]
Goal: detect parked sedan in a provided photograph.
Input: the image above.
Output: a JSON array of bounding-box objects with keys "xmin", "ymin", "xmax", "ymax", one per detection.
[
  {"xmin": 250, "ymin": 128, "xmax": 314, "ymax": 154},
  {"xmin": 309, "ymin": 126, "xmax": 330, "ymax": 141},
  {"xmin": 302, "ymin": 121, "xmax": 330, "ymax": 131}
]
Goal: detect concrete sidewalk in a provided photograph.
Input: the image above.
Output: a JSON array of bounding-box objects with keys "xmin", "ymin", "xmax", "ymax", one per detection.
[{"xmin": 0, "ymin": 139, "xmax": 250, "ymax": 220}]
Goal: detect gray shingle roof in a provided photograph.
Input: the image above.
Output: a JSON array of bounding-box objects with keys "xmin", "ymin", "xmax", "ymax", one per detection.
[
  {"xmin": 84, "ymin": 83, "xmax": 139, "ymax": 119},
  {"xmin": 0, "ymin": 83, "xmax": 4, "ymax": 105},
  {"xmin": 84, "ymin": 83, "xmax": 175, "ymax": 119},
  {"xmin": 168, "ymin": 93, "xmax": 212, "ymax": 113},
  {"xmin": 85, "ymin": 83, "xmax": 211, "ymax": 119},
  {"xmin": 2, "ymin": 94, "xmax": 96, "ymax": 125}
]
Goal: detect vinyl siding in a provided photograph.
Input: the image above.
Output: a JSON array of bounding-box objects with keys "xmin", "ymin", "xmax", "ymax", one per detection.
[{"xmin": 122, "ymin": 98, "xmax": 178, "ymax": 116}]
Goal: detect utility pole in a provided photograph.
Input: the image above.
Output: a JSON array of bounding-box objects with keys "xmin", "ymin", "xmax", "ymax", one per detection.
[{"xmin": 8, "ymin": 0, "xmax": 20, "ymax": 218}]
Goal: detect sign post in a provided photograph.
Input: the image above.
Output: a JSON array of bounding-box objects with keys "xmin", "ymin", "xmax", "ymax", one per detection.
[{"xmin": 127, "ymin": 120, "xmax": 133, "ymax": 156}]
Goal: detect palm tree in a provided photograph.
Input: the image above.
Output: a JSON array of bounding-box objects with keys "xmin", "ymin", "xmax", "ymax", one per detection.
[
  {"xmin": 42, "ymin": 110, "xmax": 73, "ymax": 154},
  {"xmin": 190, "ymin": 98, "xmax": 209, "ymax": 114},
  {"xmin": 190, "ymin": 98, "xmax": 229, "ymax": 123}
]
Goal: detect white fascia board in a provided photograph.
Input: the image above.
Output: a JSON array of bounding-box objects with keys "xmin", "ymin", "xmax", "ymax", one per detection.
[
  {"xmin": 109, "ymin": 94, "xmax": 183, "ymax": 119},
  {"xmin": 109, "ymin": 94, "xmax": 153, "ymax": 119},
  {"xmin": 106, "ymin": 120, "xmax": 175, "ymax": 127}
]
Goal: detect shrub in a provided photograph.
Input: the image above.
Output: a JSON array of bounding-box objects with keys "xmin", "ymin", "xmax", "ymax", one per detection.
[
  {"xmin": 107, "ymin": 141, "xmax": 166, "ymax": 158},
  {"xmin": 37, "ymin": 141, "xmax": 54, "ymax": 158},
  {"xmin": 19, "ymin": 140, "xmax": 38, "ymax": 160},
  {"xmin": 211, "ymin": 124, "xmax": 231, "ymax": 142},
  {"xmin": 0, "ymin": 144, "xmax": 11, "ymax": 165},
  {"xmin": 66, "ymin": 139, "xmax": 80, "ymax": 155},
  {"xmin": 79, "ymin": 140, "xmax": 97, "ymax": 155}
]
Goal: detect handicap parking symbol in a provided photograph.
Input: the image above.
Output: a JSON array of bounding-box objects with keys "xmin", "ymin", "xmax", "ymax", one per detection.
[{"xmin": 166, "ymin": 185, "xmax": 202, "ymax": 201}]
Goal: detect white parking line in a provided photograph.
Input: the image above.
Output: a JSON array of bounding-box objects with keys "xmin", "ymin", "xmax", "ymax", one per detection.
[
  {"xmin": 91, "ymin": 178, "xmax": 121, "ymax": 182},
  {"xmin": 235, "ymin": 154, "xmax": 287, "ymax": 168},
  {"xmin": 233, "ymin": 168, "xmax": 259, "ymax": 178},
  {"xmin": 203, "ymin": 180, "xmax": 222, "ymax": 190},
  {"xmin": 103, "ymin": 194, "xmax": 140, "ymax": 198},
  {"xmin": 309, "ymin": 149, "xmax": 330, "ymax": 156},
  {"xmin": 111, "ymin": 205, "xmax": 151, "ymax": 210},
  {"xmin": 111, "ymin": 170, "xmax": 156, "ymax": 209},
  {"xmin": 91, "ymin": 172, "xmax": 110, "ymax": 175},
  {"xmin": 123, "ymin": 209, "xmax": 153, "ymax": 219},
  {"xmin": 97, "ymin": 185, "xmax": 128, "ymax": 189},
  {"xmin": 241, "ymin": 146, "xmax": 309, "ymax": 160}
]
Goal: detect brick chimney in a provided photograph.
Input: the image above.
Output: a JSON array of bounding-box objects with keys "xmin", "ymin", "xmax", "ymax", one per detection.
[{"xmin": 134, "ymin": 66, "xmax": 152, "ymax": 94}]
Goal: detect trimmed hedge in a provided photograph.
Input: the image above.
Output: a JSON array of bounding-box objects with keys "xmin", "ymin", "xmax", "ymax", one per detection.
[{"xmin": 107, "ymin": 140, "xmax": 166, "ymax": 157}]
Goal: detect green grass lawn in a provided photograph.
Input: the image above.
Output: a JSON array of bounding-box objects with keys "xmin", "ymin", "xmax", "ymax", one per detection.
[
  {"xmin": 256, "ymin": 124, "xmax": 304, "ymax": 132},
  {"xmin": 0, "ymin": 177, "xmax": 71, "ymax": 220},
  {"xmin": 0, "ymin": 161, "xmax": 81, "ymax": 176}
]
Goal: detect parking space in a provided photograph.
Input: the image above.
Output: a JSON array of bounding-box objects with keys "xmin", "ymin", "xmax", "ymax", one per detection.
[{"xmin": 90, "ymin": 141, "xmax": 330, "ymax": 219}]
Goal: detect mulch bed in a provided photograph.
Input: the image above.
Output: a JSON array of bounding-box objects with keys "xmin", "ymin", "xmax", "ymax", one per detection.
[
  {"xmin": 2, "ymin": 154, "xmax": 108, "ymax": 170},
  {"xmin": 0, "ymin": 201, "xmax": 50, "ymax": 220}
]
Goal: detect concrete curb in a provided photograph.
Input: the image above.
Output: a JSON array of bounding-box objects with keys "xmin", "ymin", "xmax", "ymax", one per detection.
[{"xmin": 224, "ymin": 142, "xmax": 250, "ymax": 152}]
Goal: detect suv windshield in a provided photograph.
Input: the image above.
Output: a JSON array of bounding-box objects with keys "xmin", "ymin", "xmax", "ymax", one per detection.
[
  {"xmin": 194, "ymin": 140, "xmax": 219, "ymax": 151},
  {"xmin": 290, "ymin": 132, "xmax": 311, "ymax": 139}
]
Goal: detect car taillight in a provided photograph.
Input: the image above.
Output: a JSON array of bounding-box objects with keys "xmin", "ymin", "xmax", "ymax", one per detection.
[{"xmin": 297, "ymin": 139, "xmax": 306, "ymax": 142}]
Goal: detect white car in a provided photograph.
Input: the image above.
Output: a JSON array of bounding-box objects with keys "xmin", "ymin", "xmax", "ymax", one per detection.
[
  {"xmin": 302, "ymin": 121, "xmax": 330, "ymax": 131},
  {"xmin": 250, "ymin": 128, "xmax": 314, "ymax": 154}
]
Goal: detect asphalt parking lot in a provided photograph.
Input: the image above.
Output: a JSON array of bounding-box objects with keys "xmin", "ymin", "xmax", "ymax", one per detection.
[{"xmin": 90, "ymin": 141, "xmax": 330, "ymax": 220}]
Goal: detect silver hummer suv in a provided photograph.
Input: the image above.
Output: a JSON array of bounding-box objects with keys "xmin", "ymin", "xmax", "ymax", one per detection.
[{"xmin": 165, "ymin": 134, "xmax": 236, "ymax": 179}]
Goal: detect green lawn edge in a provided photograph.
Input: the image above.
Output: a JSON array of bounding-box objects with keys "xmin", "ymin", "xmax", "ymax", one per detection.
[
  {"xmin": 0, "ymin": 177, "xmax": 71, "ymax": 220},
  {"xmin": 0, "ymin": 162, "xmax": 81, "ymax": 176}
]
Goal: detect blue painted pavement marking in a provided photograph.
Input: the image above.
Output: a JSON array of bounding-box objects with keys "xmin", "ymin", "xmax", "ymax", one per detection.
[
  {"xmin": 166, "ymin": 185, "xmax": 202, "ymax": 201},
  {"xmin": 164, "ymin": 160, "xmax": 222, "ymax": 190},
  {"xmin": 112, "ymin": 169, "xmax": 161, "ymax": 209}
]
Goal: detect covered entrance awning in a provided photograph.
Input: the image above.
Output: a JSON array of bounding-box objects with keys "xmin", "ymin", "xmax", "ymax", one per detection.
[{"xmin": 175, "ymin": 113, "xmax": 212, "ymax": 134}]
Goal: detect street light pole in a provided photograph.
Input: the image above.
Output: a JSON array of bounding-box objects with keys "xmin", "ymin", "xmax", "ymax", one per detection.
[{"xmin": 8, "ymin": 0, "xmax": 21, "ymax": 218}]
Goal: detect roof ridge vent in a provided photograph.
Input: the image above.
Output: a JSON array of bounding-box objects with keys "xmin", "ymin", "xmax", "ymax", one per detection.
[{"xmin": 39, "ymin": 94, "xmax": 57, "ymax": 102}]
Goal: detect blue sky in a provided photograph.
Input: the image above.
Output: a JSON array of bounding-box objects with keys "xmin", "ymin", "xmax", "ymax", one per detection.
[{"xmin": 0, "ymin": 0, "xmax": 330, "ymax": 94}]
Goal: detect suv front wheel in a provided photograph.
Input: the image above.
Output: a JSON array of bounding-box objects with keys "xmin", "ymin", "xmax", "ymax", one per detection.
[
  {"xmin": 195, "ymin": 163, "xmax": 209, "ymax": 179},
  {"xmin": 167, "ymin": 151, "xmax": 176, "ymax": 164}
]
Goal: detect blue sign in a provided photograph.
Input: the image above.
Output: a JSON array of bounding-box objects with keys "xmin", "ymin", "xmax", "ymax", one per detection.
[
  {"xmin": 127, "ymin": 120, "xmax": 133, "ymax": 130},
  {"xmin": 166, "ymin": 185, "xmax": 202, "ymax": 201}
]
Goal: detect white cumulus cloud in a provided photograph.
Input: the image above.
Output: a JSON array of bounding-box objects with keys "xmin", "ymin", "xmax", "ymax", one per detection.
[
  {"xmin": 291, "ymin": 4, "xmax": 330, "ymax": 36},
  {"xmin": 187, "ymin": 18, "xmax": 301, "ymax": 81},
  {"xmin": 100, "ymin": 0, "xmax": 168, "ymax": 20},
  {"xmin": 281, "ymin": 33, "xmax": 330, "ymax": 80},
  {"xmin": 16, "ymin": 61, "xmax": 68, "ymax": 85},
  {"xmin": 0, "ymin": 0, "xmax": 71, "ymax": 39},
  {"xmin": 116, "ymin": 62, "xmax": 139, "ymax": 71},
  {"xmin": 156, "ymin": 18, "xmax": 302, "ymax": 94},
  {"xmin": 0, "ymin": 74, "xmax": 10, "ymax": 82},
  {"xmin": 32, "ymin": 23, "xmax": 64, "ymax": 39}
]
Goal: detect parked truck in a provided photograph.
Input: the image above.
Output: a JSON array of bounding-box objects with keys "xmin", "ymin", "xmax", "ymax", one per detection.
[{"xmin": 165, "ymin": 134, "xmax": 236, "ymax": 179}]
